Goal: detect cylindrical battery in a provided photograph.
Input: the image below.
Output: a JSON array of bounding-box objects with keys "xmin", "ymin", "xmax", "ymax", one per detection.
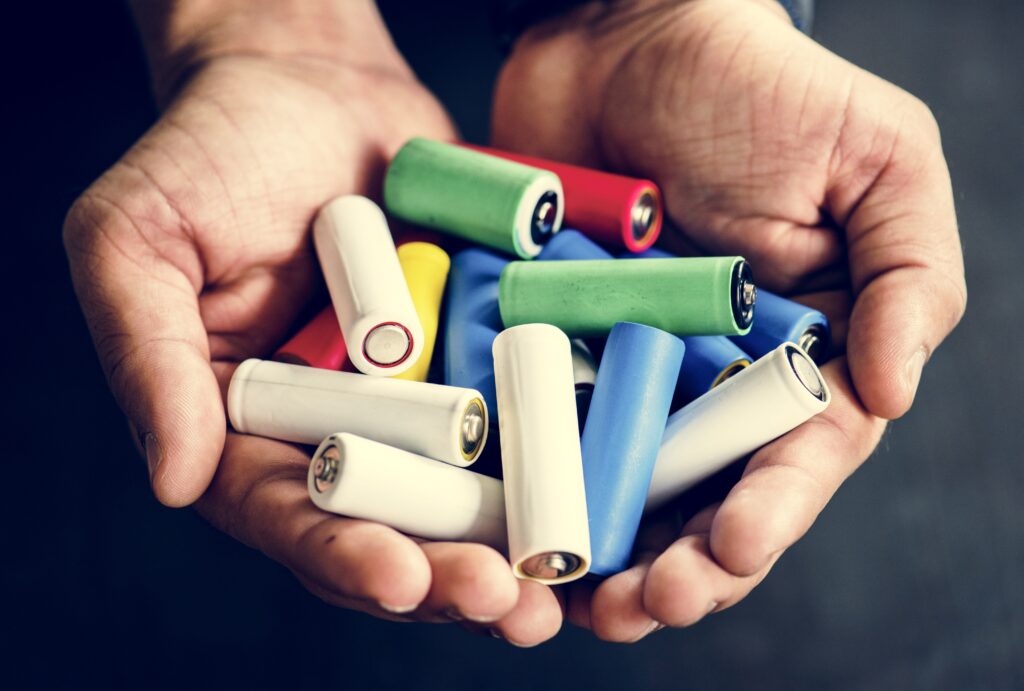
[
  {"xmin": 538, "ymin": 229, "xmax": 612, "ymax": 262},
  {"xmin": 393, "ymin": 242, "xmax": 451, "ymax": 382},
  {"xmin": 581, "ymin": 323, "xmax": 684, "ymax": 576},
  {"xmin": 444, "ymin": 248, "xmax": 509, "ymax": 422},
  {"xmin": 309, "ymin": 433, "xmax": 506, "ymax": 549},
  {"xmin": 228, "ymin": 358, "xmax": 488, "ymax": 467},
  {"xmin": 731, "ymin": 289, "xmax": 831, "ymax": 364},
  {"xmin": 499, "ymin": 256, "xmax": 756, "ymax": 338},
  {"xmin": 570, "ymin": 339, "xmax": 598, "ymax": 432},
  {"xmin": 313, "ymin": 195, "xmax": 424, "ymax": 376},
  {"xmin": 676, "ymin": 336, "xmax": 750, "ymax": 404},
  {"xmin": 273, "ymin": 306, "xmax": 349, "ymax": 371},
  {"xmin": 493, "ymin": 324, "xmax": 591, "ymax": 584},
  {"xmin": 646, "ymin": 343, "xmax": 831, "ymax": 510},
  {"xmin": 465, "ymin": 145, "xmax": 662, "ymax": 253},
  {"xmin": 384, "ymin": 138, "xmax": 564, "ymax": 259}
]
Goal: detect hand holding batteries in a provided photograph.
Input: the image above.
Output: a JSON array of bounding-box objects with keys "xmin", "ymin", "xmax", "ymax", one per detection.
[{"xmin": 492, "ymin": 0, "xmax": 964, "ymax": 640}]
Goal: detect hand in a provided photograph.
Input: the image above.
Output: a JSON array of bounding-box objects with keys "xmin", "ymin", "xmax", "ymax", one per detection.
[
  {"xmin": 64, "ymin": 3, "xmax": 558, "ymax": 642},
  {"xmin": 492, "ymin": 0, "xmax": 965, "ymax": 641}
]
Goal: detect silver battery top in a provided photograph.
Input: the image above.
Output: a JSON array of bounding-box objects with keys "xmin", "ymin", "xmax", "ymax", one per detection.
[
  {"xmin": 630, "ymin": 190, "xmax": 659, "ymax": 243},
  {"xmin": 731, "ymin": 260, "xmax": 757, "ymax": 330},
  {"xmin": 521, "ymin": 551, "xmax": 582, "ymax": 580},
  {"xmin": 787, "ymin": 344, "xmax": 826, "ymax": 401},
  {"xmin": 364, "ymin": 323, "xmax": 412, "ymax": 366},
  {"xmin": 530, "ymin": 191, "xmax": 559, "ymax": 246},
  {"xmin": 460, "ymin": 399, "xmax": 487, "ymax": 461},
  {"xmin": 798, "ymin": 325, "xmax": 828, "ymax": 364},
  {"xmin": 312, "ymin": 443, "xmax": 341, "ymax": 493}
]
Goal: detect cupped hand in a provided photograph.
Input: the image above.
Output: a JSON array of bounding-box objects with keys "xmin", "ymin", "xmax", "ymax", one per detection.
[
  {"xmin": 65, "ymin": 45, "xmax": 558, "ymax": 640},
  {"xmin": 492, "ymin": 0, "xmax": 965, "ymax": 640}
]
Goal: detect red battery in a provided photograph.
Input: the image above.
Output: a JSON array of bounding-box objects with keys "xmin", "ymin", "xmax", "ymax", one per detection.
[
  {"xmin": 464, "ymin": 144, "xmax": 663, "ymax": 253},
  {"xmin": 273, "ymin": 306, "xmax": 349, "ymax": 371}
]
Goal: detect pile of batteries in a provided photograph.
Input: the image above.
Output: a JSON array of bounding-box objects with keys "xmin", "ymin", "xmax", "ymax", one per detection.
[{"xmin": 227, "ymin": 138, "xmax": 832, "ymax": 584}]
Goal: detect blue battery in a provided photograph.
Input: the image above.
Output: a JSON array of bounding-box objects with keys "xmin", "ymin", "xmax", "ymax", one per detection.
[
  {"xmin": 581, "ymin": 321, "xmax": 684, "ymax": 577},
  {"xmin": 676, "ymin": 336, "xmax": 751, "ymax": 405},
  {"xmin": 444, "ymin": 248, "xmax": 509, "ymax": 421},
  {"xmin": 538, "ymin": 228, "xmax": 613, "ymax": 261},
  {"xmin": 731, "ymin": 289, "xmax": 830, "ymax": 363}
]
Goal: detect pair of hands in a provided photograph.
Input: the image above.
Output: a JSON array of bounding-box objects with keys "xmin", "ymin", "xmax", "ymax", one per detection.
[{"xmin": 64, "ymin": 0, "xmax": 964, "ymax": 645}]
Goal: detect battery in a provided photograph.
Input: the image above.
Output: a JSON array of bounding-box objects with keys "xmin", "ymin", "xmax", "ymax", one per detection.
[
  {"xmin": 309, "ymin": 433, "xmax": 506, "ymax": 549},
  {"xmin": 581, "ymin": 323, "xmax": 684, "ymax": 576},
  {"xmin": 273, "ymin": 306, "xmax": 349, "ymax": 370},
  {"xmin": 499, "ymin": 256, "xmax": 756, "ymax": 337},
  {"xmin": 444, "ymin": 248, "xmax": 509, "ymax": 422},
  {"xmin": 493, "ymin": 324, "xmax": 591, "ymax": 584},
  {"xmin": 646, "ymin": 343, "xmax": 831, "ymax": 510},
  {"xmin": 731, "ymin": 289, "xmax": 831, "ymax": 364},
  {"xmin": 538, "ymin": 229, "xmax": 612, "ymax": 262},
  {"xmin": 393, "ymin": 242, "xmax": 450, "ymax": 382},
  {"xmin": 313, "ymin": 195, "xmax": 424, "ymax": 376},
  {"xmin": 464, "ymin": 145, "xmax": 662, "ymax": 253},
  {"xmin": 676, "ymin": 336, "xmax": 750, "ymax": 404},
  {"xmin": 384, "ymin": 138, "xmax": 564, "ymax": 259},
  {"xmin": 228, "ymin": 358, "xmax": 488, "ymax": 467},
  {"xmin": 570, "ymin": 339, "xmax": 598, "ymax": 431}
]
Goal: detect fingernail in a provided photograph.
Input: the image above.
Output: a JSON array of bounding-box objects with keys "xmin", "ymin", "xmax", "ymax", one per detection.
[
  {"xmin": 143, "ymin": 433, "xmax": 162, "ymax": 482},
  {"xmin": 629, "ymin": 620, "xmax": 664, "ymax": 643},
  {"xmin": 707, "ymin": 600, "xmax": 720, "ymax": 615},
  {"xmin": 904, "ymin": 348, "xmax": 928, "ymax": 398},
  {"xmin": 379, "ymin": 602, "xmax": 418, "ymax": 614},
  {"xmin": 488, "ymin": 627, "xmax": 504, "ymax": 640},
  {"xmin": 444, "ymin": 607, "xmax": 464, "ymax": 622}
]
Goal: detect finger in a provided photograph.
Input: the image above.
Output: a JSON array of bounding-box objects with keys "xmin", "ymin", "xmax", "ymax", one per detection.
[
  {"xmin": 64, "ymin": 169, "xmax": 223, "ymax": 507},
  {"xmin": 565, "ymin": 580, "xmax": 596, "ymax": 630},
  {"xmin": 708, "ymin": 359, "xmax": 887, "ymax": 577},
  {"xmin": 487, "ymin": 580, "xmax": 564, "ymax": 648},
  {"xmin": 828, "ymin": 92, "xmax": 966, "ymax": 419},
  {"xmin": 589, "ymin": 561, "xmax": 662, "ymax": 642},
  {"xmin": 415, "ymin": 542, "xmax": 520, "ymax": 624},
  {"xmin": 196, "ymin": 433, "xmax": 433, "ymax": 615},
  {"xmin": 644, "ymin": 530, "xmax": 778, "ymax": 628}
]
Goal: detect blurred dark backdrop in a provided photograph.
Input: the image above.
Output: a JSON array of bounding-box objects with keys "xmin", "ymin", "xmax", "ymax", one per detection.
[{"xmin": 2, "ymin": 1, "xmax": 1021, "ymax": 689}]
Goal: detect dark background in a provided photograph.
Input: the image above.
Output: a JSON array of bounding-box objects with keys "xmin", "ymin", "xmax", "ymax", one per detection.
[{"xmin": 3, "ymin": 1, "xmax": 1022, "ymax": 689}]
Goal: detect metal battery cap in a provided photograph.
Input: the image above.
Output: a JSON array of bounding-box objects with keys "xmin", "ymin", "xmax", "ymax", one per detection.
[
  {"xmin": 313, "ymin": 443, "xmax": 341, "ymax": 493},
  {"xmin": 364, "ymin": 323, "xmax": 412, "ymax": 366},
  {"xmin": 522, "ymin": 552, "xmax": 581, "ymax": 580},
  {"xmin": 530, "ymin": 191, "xmax": 559, "ymax": 246},
  {"xmin": 786, "ymin": 344, "xmax": 826, "ymax": 401},
  {"xmin": 630, "ymin": 190, "xmax": 659, "ymax": 243},
  {"xmin": 460, "ymin": 398, "xmax": 487, "ymax": 461},
  {"xmin": 731, "ymin": 260, "xmax": 756, "ymax": 330},
  {"xmin": 798, "ymin": 325, "xmax": 828, "ymax": 364}
]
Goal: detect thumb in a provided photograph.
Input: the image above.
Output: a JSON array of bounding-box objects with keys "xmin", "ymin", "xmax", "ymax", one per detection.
[
  {"xmin": 830, "ymin": 98, "xmax": 966, "ymax": 419},
  {"xmin": 64, "ymin": 167, "xmax": 224, "ymax": 507}
]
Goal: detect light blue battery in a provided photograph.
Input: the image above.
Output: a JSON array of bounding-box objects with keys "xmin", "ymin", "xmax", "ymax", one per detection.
[
  {"xmin": 731, "ymin": 289, "xmax": 830, "ymax": 364},
  {"xmin": 581, "ymin": 322, "xmax": 684, "ymax": 577},
  {"xmin": 444, "ymin": 248, "xmax": 509, "ymax": 421},
  {"xmin": 677, "ymin": 336, "xmax": 751, "ymax": 405},
  {"xmin": 538, "ymin": 229, "xmax": 612, "ymax": 261}
]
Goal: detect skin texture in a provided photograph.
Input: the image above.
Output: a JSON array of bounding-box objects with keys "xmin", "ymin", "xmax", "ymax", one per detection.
[
  {"xmin": 64, "ymin": 0, "xmax": 965, "ymax": 646},
  {"xmin": 491, "ymin": 0, "xmax": 965, "ymax": 641}
]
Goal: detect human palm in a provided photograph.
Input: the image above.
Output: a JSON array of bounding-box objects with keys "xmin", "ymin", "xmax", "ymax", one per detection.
[{"xmin": 492, "ymin": 0, "xmax": 964, "ymax": 640}]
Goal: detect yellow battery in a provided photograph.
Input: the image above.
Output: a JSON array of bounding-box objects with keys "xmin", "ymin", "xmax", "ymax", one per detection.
[{"xmin": 394, "ymin": 242, "xmax": 451, "ymax": 382}]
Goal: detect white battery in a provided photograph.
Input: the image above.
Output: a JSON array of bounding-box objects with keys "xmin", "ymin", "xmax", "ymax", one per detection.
[
  {"xmin": 313, "ymin": 195, "xmax": 424, "ymax": 376},
  {"xmin": 228, "ymin": 358, "xmax": 488, "ymax": 467},
  {"xmin": 493, "ymin": 324, "xmax": 591, "ymax": 584},
  {"xmin": 308, "ymin": 433, "xmax": 506, "ymax": 549},
  {"xmin": 646, "ymin": 343, "xmax": 831, "ymax": 510}
]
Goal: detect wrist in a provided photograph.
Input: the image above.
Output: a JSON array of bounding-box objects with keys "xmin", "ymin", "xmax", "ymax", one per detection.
[{"xmin": 129, "ymin": 0, "xmax": 411, "ymax": 104}]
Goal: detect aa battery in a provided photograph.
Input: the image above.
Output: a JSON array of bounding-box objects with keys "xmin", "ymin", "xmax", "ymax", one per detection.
[
  {"xmin": 581, "ymin": 323, "xmax": 684, "ymax": 576},
  {"xmin": 499, "ymin": 256, "xmax": 756, "ymax": 338},
  {"xmin": 273, "ymin": 306, "xmax": 348, "ymax": 370},
  {"xmin": 676, "ymin": 336, "xmax": 750, "ymax": 404},
  {"xmin": 493, "ymin": 324, "xmax": 591, "ymax": 584},
  {"xmin": 313, "ymin": 195, "xmax": 424, "ymax": 376},
  {"xmin": 228, "ymin": 358, "xmax": 488, "ymax": 467},
  {"xmin": 538, "ymin": 229, "xmax": 612, "ymax": 262},
  {"xmin": 465, "ymin": 145, "xmax": 662, "ymax": 253},
  {"xmin": 646, "ymin": 343, "xmax": 831, "ymax": 510},
  {"xmin": 732, "ymin": 289, "xmax": 831, "ymax": 364},
  {"xmin": 384, "ymin": 138, "xmax": 564, "ymax": 259},
  {"xmin": 444, "ymin": 248, "xmax": 509, "ymax": 421},
  {"xmin": 393, "ymin": 242, "xmax": 451, "ymax": 382},
  {"xmin": 570, "ymin": 339, "xmax": 598, "ymax": 431},
  {"xmin": 309, "ymin": 434, "xmax": 506, "ymax": 549}
]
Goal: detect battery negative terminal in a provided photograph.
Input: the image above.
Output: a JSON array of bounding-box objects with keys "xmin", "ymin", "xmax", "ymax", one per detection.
[
  {"xmin": 630, "ymin": 191, "xmax": 659, "ymax": 243},
  {"xmin": 460, "ymin": 399, "xmax": 486, "ymax": 460},
  {"xmin": 521, "ymin": 551, "xmax": 581, "ymax": 580},
  {"xmin": 313, "ymin": 444, "xmax": 341, "ymax": 493},
  {"xmin": 530, "ymin": 191, "xmax": 559, "ymax": 246},
  {"xmin": 731, "ymin": 260, "xmax": 757, "ymax": 330}
]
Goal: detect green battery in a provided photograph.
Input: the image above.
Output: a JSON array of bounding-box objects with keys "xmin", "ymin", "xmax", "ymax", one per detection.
[
  {"xmin": 498, "ymin": 257, "xmax": 756, "ymax": 337},
  {"xmin": 384, "ymin": 138, "xmax": 564, "ymax": 259}
]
